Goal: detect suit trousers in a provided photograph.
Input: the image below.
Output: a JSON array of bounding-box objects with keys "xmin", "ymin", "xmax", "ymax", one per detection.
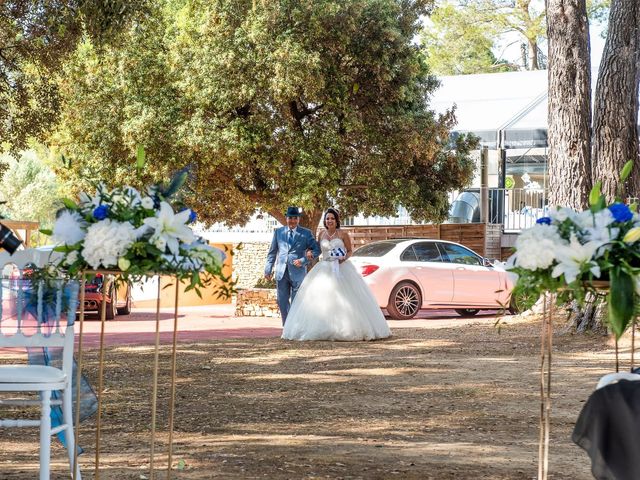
[{"xmin": 276, "ymin": 267, "xmax": 303, "ymax": 325}]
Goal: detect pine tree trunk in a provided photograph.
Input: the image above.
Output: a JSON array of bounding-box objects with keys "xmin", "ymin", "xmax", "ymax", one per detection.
[
  {"xmin": 546, "ymin": 0, "xmax": 592, "ymax": 209},
  {"xmin": 592, "ymin": 0, "xmax": 640, "ymax": 201}
]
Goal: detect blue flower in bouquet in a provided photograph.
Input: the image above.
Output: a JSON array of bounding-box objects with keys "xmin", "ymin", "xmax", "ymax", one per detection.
[
  {"xmin": 536, "ymin": 217, "xmax": 552, "ymax": 225},
  {"xmin": 179, "ymin": 207, "xmax": 197, "ymax": 224},
  {"xmin": 608, "ymin": 202, "xmax": 633, "ymax": 223},
  {"xmin": 92, "ymin": 204, "xmax": 109, "ymax": 220}
]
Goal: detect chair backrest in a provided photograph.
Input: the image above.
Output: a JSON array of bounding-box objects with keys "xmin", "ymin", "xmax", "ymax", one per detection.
[{"xmin": 0, "ymin": 248, "xmax": 78, "ymax": 373}]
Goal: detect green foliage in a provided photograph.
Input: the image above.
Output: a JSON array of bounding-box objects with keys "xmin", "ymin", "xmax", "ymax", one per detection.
[
  {"xmin": 422, "ymin": 0, "xmax": 610, "ymax": 74},
  {"xmin": 0, "ymin": 0, "xmax": 149, "ymax": 150},
  {"xmin": 421, "ymin": 2, "xmax": 516, "ymax": 75},
  {"xmin": 0, "ymin": 150, "xmax": 61, "ymax": 226},
  {"xmin": 52, "ymin": 0, "xmax": 477, "ymax": 228},
  {"xmin": 510, "ymin": 281, "xmax": 540, "ymax": 312}
]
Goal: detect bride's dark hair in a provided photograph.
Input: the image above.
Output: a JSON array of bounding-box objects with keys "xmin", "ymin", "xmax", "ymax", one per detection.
[{"xmin": 323, "ymin": 208, "xmax": 341, "ymax": 229}]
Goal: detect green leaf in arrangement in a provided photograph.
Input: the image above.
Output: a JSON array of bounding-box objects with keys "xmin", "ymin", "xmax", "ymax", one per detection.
[
  {"xmin": 620, "ymin": 160, "xmax": 634, "ymax": 183},
  {"xmin": 589, "ymin": 181, "xmax": 602, "ymax": 208},
  {"xmin": 136, "ymin": 144, "xmax": 146, "ymax": 170},
  {"xmin": 607, "ymin": 266, "xmax": 636, "ymax": 340},
  {"xmin": 61, "ymin": 198, "xmax": 78, "ymax": 210},
  {"xmin": 162, "ymin": 170, "xmax": 188, "ymax": 199},
  {"xmin": 39, "ymin": 228, "xmax": 53, "ymax": 236}
]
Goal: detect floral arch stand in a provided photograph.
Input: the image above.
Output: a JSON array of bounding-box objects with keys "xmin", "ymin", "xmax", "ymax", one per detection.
[{"xmin": 71, "ymin": 271, "xmax": 182, "ymax": 480}]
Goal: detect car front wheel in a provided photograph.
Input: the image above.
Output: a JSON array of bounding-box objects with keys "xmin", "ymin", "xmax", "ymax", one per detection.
[
  {"xmin": 455, "ymin": 308, "xmax": 479, "ymax": 317},
  {"xmin": 387, "ymin": 282, "xmax": 422, "ymax": 320}
]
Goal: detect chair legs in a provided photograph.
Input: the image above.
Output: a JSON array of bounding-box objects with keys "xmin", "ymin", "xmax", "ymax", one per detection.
[
  {"xmin": 39, "ymin": 390, "xmax": 51, "ymax": 480},
  {"xmin": 62, "ymin": 386, "xmax": 81, "ymax": 480}
]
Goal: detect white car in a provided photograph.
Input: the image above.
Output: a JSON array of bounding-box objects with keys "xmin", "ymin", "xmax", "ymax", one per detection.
[{"xmin": 349, "ymin": 239, "xmax": 515, "ymax": 320}]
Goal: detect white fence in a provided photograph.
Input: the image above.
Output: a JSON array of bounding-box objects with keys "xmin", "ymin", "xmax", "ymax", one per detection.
[{"xmin": 492, "ymin": 187, "xmax": 548, "ymax": 231}]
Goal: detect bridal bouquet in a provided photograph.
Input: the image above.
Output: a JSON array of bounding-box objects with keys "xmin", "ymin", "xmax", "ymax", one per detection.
[
  {"xmin": 329, "ymin": 247, "xmax": 346, "ymax": 260},
  {"xmin": 507, "ymin": 161, "xmax": 640, "ymax": 339},
  {"xmin": 43, "ymin": 171, "xmax": 228, "ymax": 294}
]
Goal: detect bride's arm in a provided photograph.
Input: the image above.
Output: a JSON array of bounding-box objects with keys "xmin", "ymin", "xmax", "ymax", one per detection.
[{"xmin": 340, "ymin": 230, "xmax": 353, "ymax": 262}]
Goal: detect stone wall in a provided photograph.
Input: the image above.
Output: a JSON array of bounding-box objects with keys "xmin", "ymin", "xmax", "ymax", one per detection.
[
  {"xmin": 233, "ymin": 242, "xmax": 271, "ymax": 289},
  {"xmin": 235, "ymin": 288, "xmax": 279, "ymax": 317}
]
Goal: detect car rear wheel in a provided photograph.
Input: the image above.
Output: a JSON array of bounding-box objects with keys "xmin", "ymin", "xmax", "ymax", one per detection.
[
  {"xmin": 117, "ymin": 286, "xmax": 132, "ymax": 315},
  {"xmin": 387, "ymin": 282, "xmax": 422, "ymax": 320},
  {"xmin": 105, "ymin": 285, "xmax": 117, "ymax": 320},
  {"xmin": 455, "ymin": 308, "xmax": 479, "ymax": 317}
]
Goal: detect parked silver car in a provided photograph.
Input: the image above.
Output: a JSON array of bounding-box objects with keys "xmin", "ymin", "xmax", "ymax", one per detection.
[{"xmin": 349, "ymin": 239, "xmax": 515, "ymax": 320}]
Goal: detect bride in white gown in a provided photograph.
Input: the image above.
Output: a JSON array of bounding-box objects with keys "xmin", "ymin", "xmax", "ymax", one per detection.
[{"xmin": 282, "ymin": 208, "xmax": 391, "ymax": 341}]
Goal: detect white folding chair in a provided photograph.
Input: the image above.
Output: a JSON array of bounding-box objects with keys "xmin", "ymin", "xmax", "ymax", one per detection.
[{"xmin": 0, "ymin": 249, "xmax": 81, "ymax": 479}]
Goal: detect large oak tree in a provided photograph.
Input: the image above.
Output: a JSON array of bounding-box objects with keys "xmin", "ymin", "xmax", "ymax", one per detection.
[
  {"xmin": 51, "ymin": 0, "xmax": 477, "ymax": 229},
  {"xmin": 0, "ymin": 0, "xmax": 146, "ymax": 150}
]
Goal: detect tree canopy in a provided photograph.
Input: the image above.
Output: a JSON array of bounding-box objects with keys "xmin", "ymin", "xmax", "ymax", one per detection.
[
  {"xmin": 0, "ymin": 0, "xmax": 147, "ymax": 150},
  {"xmin": 0, "ymin": 149, "xmax": 60, "ymax": 226},
  {"xmin": 421, "ymin": 2, "xmax": 516, "ymax": 75},
  {"xmin": 52, "ymin": 0, "xmax": 477, "ymax": 228},
  {"xmin": 421, "ymin": 0, "xmax": 610, "ymax": 75}
]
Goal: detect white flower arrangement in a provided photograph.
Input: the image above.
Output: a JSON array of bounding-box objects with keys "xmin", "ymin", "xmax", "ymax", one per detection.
[
  {"xmin": 507, "ymin": 161, "xmax": 640, "ymax": 339},
  {"xmin": 44, "ymin": 173, "xmax": 230, "ymax": 295}
]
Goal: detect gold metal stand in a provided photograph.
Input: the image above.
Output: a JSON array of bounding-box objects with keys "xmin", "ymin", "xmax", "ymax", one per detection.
[
  {"xmin": 538, "ymin": 293, "xmax": 553, "ymax": 480},
  {"xmin": 72, "ymin": 272, "xmax": 182, "ymax": 479}
]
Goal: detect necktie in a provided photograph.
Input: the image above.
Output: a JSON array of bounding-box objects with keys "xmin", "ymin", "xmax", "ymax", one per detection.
[{"xmin": 288, "ymin": 229, "xmax": 294, "ymax": 246}]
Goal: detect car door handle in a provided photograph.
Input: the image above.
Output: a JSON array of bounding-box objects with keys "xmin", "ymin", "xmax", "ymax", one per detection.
[{"xmin": 456, "ymin": 267, "xmax": 465, "ymax": 270}]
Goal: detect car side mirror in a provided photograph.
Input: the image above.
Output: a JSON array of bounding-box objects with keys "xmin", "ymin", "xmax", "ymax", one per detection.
[{"xmin": 482, "ymin": 258, "xmax": 494, "ymax": 267}]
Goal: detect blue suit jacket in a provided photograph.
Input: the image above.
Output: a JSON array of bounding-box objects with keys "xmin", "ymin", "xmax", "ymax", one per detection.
[{"xmin": 264, "ymin": 226, "xmax": 321, "ymax": 282}]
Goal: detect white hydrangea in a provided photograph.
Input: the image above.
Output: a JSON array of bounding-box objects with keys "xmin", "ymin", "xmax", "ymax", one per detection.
[
  {"xmin": 53, "ymin": 211, "xmax": 87, "ymax": 245},
  {"xmin": 81, "ymin": 219, "xmax": 137, "ymax": 269},
  {"xmin": 512, "ymin": 224, "xmax": 567, "ymax": 271},
  {"xmin": 548, "ymin": 206, "xmax": 576, "ymax": 222}
]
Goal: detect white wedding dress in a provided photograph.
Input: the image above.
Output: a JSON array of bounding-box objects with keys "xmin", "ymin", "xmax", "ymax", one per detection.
[{"xmin": 282, "ymin": 238, "xmax": 391, "ymax": 341}]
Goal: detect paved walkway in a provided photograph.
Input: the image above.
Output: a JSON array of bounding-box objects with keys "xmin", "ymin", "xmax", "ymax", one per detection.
[{"xmin": 74, "ymin": 304, "xmax": 507, "ymax": 348}]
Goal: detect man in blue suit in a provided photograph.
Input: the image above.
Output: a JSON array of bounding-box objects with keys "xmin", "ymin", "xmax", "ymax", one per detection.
[{"xmin": 264, "ymin": 206, "xmax": 321, "ymax": 324}]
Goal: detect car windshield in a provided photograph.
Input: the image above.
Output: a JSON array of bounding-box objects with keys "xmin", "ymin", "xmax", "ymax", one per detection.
[{"xmin": 352, "ymin": 242, "xmax": 397, "ymax": 257}]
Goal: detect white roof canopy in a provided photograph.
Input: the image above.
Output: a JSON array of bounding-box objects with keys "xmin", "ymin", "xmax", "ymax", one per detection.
[{"xmin": 430, "ymin": 70, "xmax": 549, "ymax": 149}]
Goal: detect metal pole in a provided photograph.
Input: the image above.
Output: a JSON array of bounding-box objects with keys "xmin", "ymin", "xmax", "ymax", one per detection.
[
  {"xmin": 480, "ymin": 146, "xmax": 489, "ymax": 224},
  {"xmin": 94, "ymin": 276, "xmax": 109, "ymax": 479},
  {"xmin": 166, "ymin": 279, "xmax": 180, "ymax": 477},
  {"xmin": 149, "ymin": 278, "xmax": 163, "ymax": 478},
  {"xmin": 72, "ymin": 277, "xmax": 86, "ymax": 480}
]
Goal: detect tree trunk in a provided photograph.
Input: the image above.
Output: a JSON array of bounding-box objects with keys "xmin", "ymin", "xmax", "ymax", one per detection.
[
  {"xmin": 591, "ymin": 0, "xmax": 640, "ymax": 201},
  {"xmin": 546, "ymin": 0, "xmax": 593, "ymax": 209},
  {"xmin": 529, "ymin": 38, "xmax": 539, "ymax": 70}
]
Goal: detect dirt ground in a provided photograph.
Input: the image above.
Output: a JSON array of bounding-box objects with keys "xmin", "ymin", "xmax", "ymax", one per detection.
[{"xmin": 0, "ymin": 312, "xmax": 625, "ymax": 479}]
